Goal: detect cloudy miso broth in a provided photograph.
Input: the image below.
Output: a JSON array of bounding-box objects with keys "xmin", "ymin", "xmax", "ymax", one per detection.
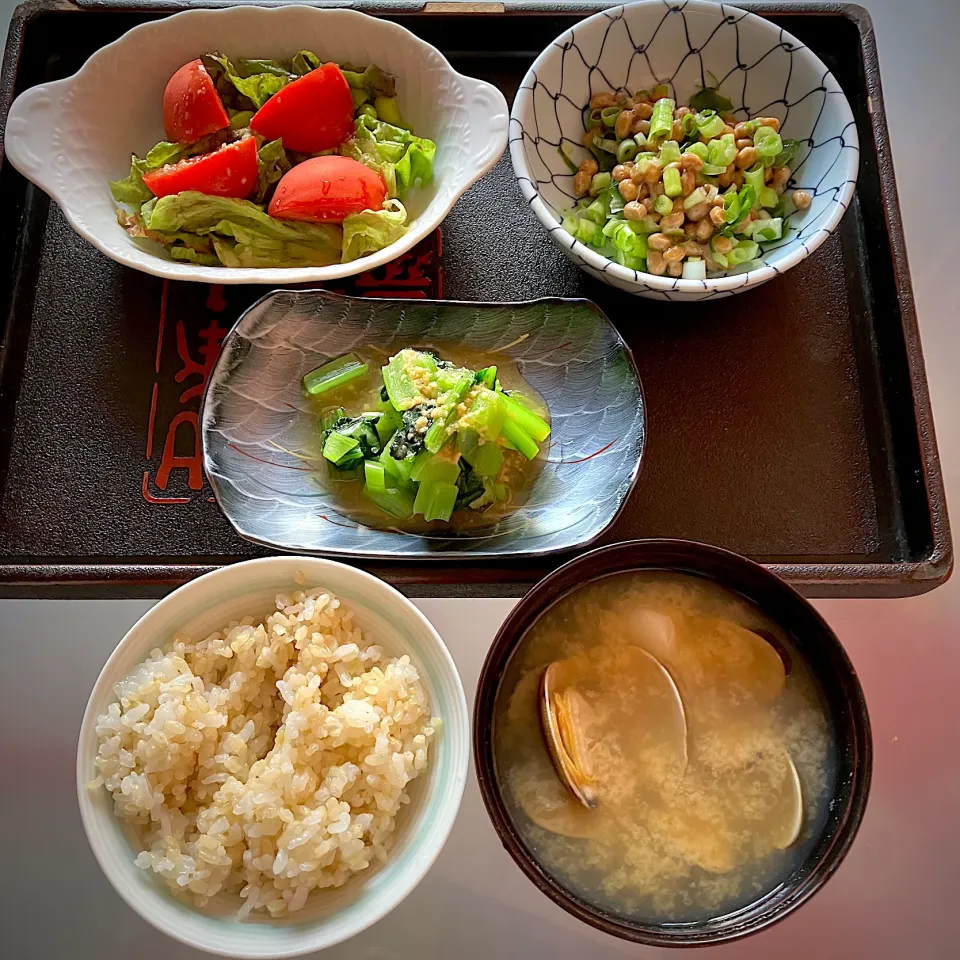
[
  {"xmin": 492, "ymin": 571, "xmax": 836, "ymax": 923},
  {"xmin": 308, "ymin": 343, "xmax": 549, "ymax": 532}
]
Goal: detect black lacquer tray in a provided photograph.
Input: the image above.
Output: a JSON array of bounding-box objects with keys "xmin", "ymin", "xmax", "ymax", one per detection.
[{"xmin": 0, "ymin": 1, "xmax": 950, "ymax": 597}]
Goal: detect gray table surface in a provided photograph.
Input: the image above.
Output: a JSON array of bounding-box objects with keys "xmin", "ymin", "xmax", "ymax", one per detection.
[{"xmin": 1, "ymin": 1, "xmax": 958, "ymax": 957}]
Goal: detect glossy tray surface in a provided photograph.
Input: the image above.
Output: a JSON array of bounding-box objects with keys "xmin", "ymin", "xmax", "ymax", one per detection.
[{"xmin": 0, "ymin": 2, "xmax": 949, "ymax": 597}]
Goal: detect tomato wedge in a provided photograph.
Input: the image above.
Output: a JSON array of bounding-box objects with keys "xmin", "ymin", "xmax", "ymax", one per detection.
[
  {"xmin": 268, "ymin": 156, "xmax": 386, "ymax": 223},
  {"xmin": 250, "ymin": 63, "xmax": 354, "ymax": 153},
  {"xmin": 142, "ymin": 136, "xmax": 259, "ymax": 199},
  {"xmin": 163, "ymin": 59, "xmax": 231, "ymax": 143}
]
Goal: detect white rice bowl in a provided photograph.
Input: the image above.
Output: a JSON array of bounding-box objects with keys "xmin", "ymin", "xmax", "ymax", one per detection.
[{"xmin": 77, "ymin": 557, "xmax": 468, "ymax": 958}]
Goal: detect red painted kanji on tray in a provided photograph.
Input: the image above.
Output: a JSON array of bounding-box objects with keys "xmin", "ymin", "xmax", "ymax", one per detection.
[{"xmin": 141, "ymin": 231, "xmax": 443, "ymax": 504}]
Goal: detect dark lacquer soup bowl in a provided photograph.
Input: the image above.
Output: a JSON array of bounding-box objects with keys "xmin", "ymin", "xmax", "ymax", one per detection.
[{"xmin": 473, "ymin": 539, "xmax": 872, "ymax": 947}]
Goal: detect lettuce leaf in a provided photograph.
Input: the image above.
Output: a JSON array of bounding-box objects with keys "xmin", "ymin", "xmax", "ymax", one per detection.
[
  {"xmin": 291, "ymin": 51, "xmax": 321, "ymax": 76},
  {"xmin": 395, "ymin": 138, "xmax": 435, "ymax": 194},
  {"xmin": 169, "ymin": 246, "xmax": 222, "ymax": 267},
  {"xmin": 109, "ymin": 141, "xmax": 187, "ymax": 206},
  {"xmin": 253, "ymin": 138, "xmax": 291, "ymax": 204},
  {"xmin": 142, "ymin": 192, "xmax": 343, "ymax": 267},
  {"xmin": 341, "ymin": 199, "xmax": 408, "ymax": 262},
  {"xmin": 353, "ymin": 116, "xmax": 435, "ymax": 197},
  {"xmin": 340, "ymin": 63, "xmax": 396, "ymax": 108},
  {"xmin": 340, "ymin": 137, "xmax": 398, "ymax": 198},
  {"xmin": 203, "ymin": 51, "xmax": 324, "ymax": 111},
  {"xmin": 110, "ymin": 157, "xmax": 154, "ymax": 205},
  {"xmin": 203, "ymin": 52, "xmax": 289, "ymax": 110}
]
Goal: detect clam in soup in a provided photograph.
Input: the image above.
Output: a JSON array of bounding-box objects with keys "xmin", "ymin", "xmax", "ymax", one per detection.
[{"xmin": 492, "ymin": 571, "xmax": 836, "ymax": 923}]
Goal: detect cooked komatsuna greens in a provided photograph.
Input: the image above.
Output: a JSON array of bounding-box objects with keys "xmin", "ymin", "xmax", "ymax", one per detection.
[{"xmin": 302, "ymin": 346, "xmax": 551, "ymax": 528}]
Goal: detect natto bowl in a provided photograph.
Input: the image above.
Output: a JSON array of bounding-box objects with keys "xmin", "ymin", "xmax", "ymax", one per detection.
[
  {"xmin": 473, "ymin": 538, "xmax": 872, "ymax": 947},
  {"xmin": 510, "ymin": 0, "xmax": 859, "ymax": 301}
]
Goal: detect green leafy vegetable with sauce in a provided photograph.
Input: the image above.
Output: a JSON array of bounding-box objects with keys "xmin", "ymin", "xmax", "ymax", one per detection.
[{"xmin": 305, "ymin": 347, "xmax": 551, "ymax": 524}]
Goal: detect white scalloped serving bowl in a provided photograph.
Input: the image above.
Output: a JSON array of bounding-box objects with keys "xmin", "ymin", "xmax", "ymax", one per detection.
[
  {"xmin": 5, "ymin": 5, "xmax": 508, "ymax": 285},
  {"xmin": 510, "ymin": 0, "xmax": 859, "ymax": 301},
  {"xmin": 77, "ymin": 556, "xmax": 469, "ymax": 958}
]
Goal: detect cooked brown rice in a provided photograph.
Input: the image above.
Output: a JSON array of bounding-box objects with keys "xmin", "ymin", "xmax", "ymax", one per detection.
[{"xmin": 90, "ymin": 588, "xmax": 438, "ymax": 918}]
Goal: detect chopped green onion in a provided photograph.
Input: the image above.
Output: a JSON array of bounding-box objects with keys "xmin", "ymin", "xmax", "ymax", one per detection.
[
  {"xmin": 600, "ymin": 105, "xmax": 621, "ymax": 127},
  {"xmin": 652, "ymin": 83, "xmax": 670, "ymax": 100},
  {"xmin": 663, "ymin": 165, "xmax": 682, "ymax": 197},
  {"xmin": 605, "ymin": 219, "xmax": 649, "ymax": 266},
  {"xmin": 683, "ymin": 186, "xmax": 708, "ymax": 210},
  {"xmin": 648, "ymin": 97, "xmax": 676, "ymax": 143},
  {"xmin": 695, "ymin": 109, "xmax": 725, "ymax": 139},
  {"xmin": 681, "ymin": 112, "xmax": 698, "ymax": 138},
  {"xmin": 659, "ymin": 140, "xmax": 681, "ymax": 166},
  {"xmin": 562, "ymin": 214, "xmax": 578, "ymax": 236},
  {"xmin": 500, "ymin": 418, "xmax": 540, "ymax": 460},
  {"xmin": 743, "ymin": 119, "xmax": 760, "ymax": 135},
  {"xmin": 602, "ymin": 183, "xmax": 625, "ymax": 216},
  {"xmin": 596, "ymin": 138, "xmax": 620, "ymax": 155},
  {"xmin": 751, "ymin": 217, "xmax": 783, "ymax": 242},
  {"xmin": 575, "ymin": 217, "xmax": 604, "ymax": 246},
  {"xmin": 654, "ymin": 193, "xmax": 674, "ymax": 216},
  {"xmin": 586, "ymin": 108, "xmax": 603, "ymax": 130},
  {"xmin": 728, "ymin": 240, "xmax": 760, "ymax": 265},
  {"xmin": 584, "ymin": 194, "xmax": 609, "ymax": 224},
  {"xmin": 754, "ymin": 125, "xmax": 783, "ymax": 160},
  {"xmin": 589, "ymin": 171, "xmax": 612, "ymax": 196},
  {"xmin": 682, "ymin": 257, "xmax": 706, "ymax": 280},
  {"xmin": 557, "ymin": 146, "xmax": 579, "ymax": 174},
  {"xmin": 723, "ymin": 184, "xmax": 755, "ymax": 227},
  {"xmin": 707, "ymin": 133, "xmax": 737, "ymax": 168},
  {"xmin": 744, "ymin": 162, "xmax": 765, "ymax": 198},
  {"xmin": 635, "ymin": 88, "xmax": 651, "ymax": 102},
  {"xmin": 364, "ymin": 460, "xmax": 387, "ymax": 493},
  {"xmin": 617, "ymin": 138, "xmax": 640, "ymax": 163},
  {"xmin": 759, "ymin": 185, "xmax": 779, "ymax": 209},
  {"xmin": 702, "ymin": 162, "xmax": 728, "ymax": 176},
  {"xmin": 684, "ymin": 141, "xmax": 709, "ymax": 161},
  {"xmin": 363, "ymin": 484, "xmax": 415, "ymax": 519},
  {"xmin": 712, "ymin": 251, "xmax": 730, "ymax": 269},
  {"xmin": 302, "ymin": 354, "xmax": 368, "ymax": 397},
  {"xmin": 322, "ymin": 431, "xmax": 360, "ymax": 465}
]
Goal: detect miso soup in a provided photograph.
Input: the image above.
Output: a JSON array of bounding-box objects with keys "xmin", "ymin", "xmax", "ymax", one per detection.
[{"xmin": 492, "ymin": 571, "xmax": 836, "ymax": 923}]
